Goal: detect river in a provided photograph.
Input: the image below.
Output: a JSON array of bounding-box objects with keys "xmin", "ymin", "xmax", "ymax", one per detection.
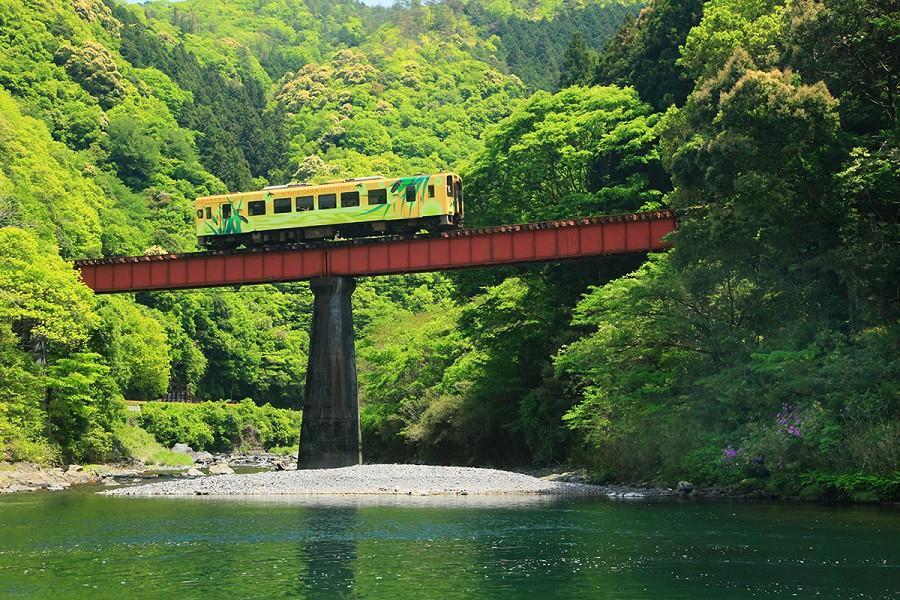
[{"xmin": 0, "ymin": 487, "xmax": 897, "ymax": 598}]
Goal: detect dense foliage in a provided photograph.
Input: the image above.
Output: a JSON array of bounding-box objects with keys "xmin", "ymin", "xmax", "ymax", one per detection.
[
  {"xmin": 552, "ymin": 0, "xmax": 899, "ymax": 499},
  {"xmin": 137, "ymin": 400, "xmax": 302, "ymax": 452},
  {"xmin": 0, "ymin": 0, "xmax": 896, "ymax": 501}
]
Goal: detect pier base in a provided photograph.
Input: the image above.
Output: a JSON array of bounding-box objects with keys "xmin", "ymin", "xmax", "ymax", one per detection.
[{"xmin": 297, "ymin": 277, "xmax": 362, "ymax": 469}]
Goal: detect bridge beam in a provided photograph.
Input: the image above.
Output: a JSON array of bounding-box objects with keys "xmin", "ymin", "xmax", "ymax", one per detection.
[
  {"xmin": 298, "ymin": 276, "xmax": 362, "ymax": 469},
  {"xmin": 74, "ymin": 211, "xmax": 676, "ymax": 294}
]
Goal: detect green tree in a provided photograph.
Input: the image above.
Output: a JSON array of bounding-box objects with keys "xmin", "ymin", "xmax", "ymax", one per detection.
[
  {"xmin": 0, "ymin": 322, "xmax": 52, "ymax": 462},
  {"xmin": 557, "ymin": 33, "xmax": 596, "ymax": 90},
  {"xmin": 46, "ymin": 353, "xmax": 126, "ymax": 463},
  {"xmin": 106, "ymin": 112, "xmax": 162, "ymax": 190},
  {"xmin": 342, "ymin": 118, "xmax": 392, "ymax": 155},
  {"xmin": 53, "ymin": 42, "xmax": 127, "ymax": 109},
  {"xmin": 678, "ymin": 0, "xmax": 789, "ymax": 81},
  {"xmin": 0, "ymin": 228, "xmax": 96, "ymax": 351},
  {"xmin": 595, "ymin": 0, "xmax": 706, "ymax": 109},
  {"xmin": 786, "ymin": 0, "xmax": 898, "ymax": 135},
  {"xmin": 93, "ymin": 297, "xmax": 172, "ymax": 400},
  {"xmin": 466, "ymin": 85, "xmax": 666, "ymax": 226}
]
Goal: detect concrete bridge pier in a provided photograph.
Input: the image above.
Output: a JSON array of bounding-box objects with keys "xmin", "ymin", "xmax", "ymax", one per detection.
[{"xmin": 298, "ymin": 276, "xmax": 362, "ymax": 469}]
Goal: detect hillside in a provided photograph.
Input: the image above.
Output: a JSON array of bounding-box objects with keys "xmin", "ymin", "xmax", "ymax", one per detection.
[
  {"xmin": 0, "ymin": 0, "xmax": 896, "ymax": 501},
  {"xmin": 0, "ymin": 0, "xmax": 637, "ymax": 462}
]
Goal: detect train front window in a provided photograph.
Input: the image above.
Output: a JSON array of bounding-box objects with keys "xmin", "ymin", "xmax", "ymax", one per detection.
[
  {"xmin": 196, "ymin": 209, "xmax": 203, "ymax": 219},
  {"xmin": 368, "ymin": 189, "xmax": 387, "ymax": 205},
  {"xmin": 446, "ymin": 175, "xmax": 453, "ymax": 196},
  {"xmin": 274, "ymin": 198, "xmax": 292, "ymax": 214},
  {"xmin": 405, "ymin": 185, "xmax": 417, "ymax": 202},
  {"xmin": 222, "ymin": 204, "xmax": 232, "ymax": 219},
  {"xmin": 296, "ymin": 196, "xmax": 313, "ymax": 211},
  {"xmin": 427, "ymin": 185, "xmax": 435, "ymax": 198},
  {"xmin": 318, "ymin": 193, "xmax": 336, "ymax": 209},
  {"xmin": 205, "ymin": 207, "xmax": 212, "ymax": 219},
  {"xmin": 341, "ymin": 191, "xmax": 359, "ymax": 208},
  {"xmin": 248, "ymin": 200, "xmax": 266, "ymax": 216}
]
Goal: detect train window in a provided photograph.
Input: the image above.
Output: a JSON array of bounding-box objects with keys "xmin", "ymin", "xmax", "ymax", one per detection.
[
  {"xmin": 405, "ymin": 185, "xmax": 417, "ymax": 202},
  {"xmin": 368, "ymin": 189, "xmax": 387, "ymax": 205},
  {"xmin": 427, "ymin": 185, "xmax": 435, "ymax": 198},
  {"xmin": 274, "ymin": 198, "xmax": 292, "ymax": 214},
  {"xmin": 446, "ymin": 175, "xmax": 453, "ymax": 196},
  {"xmin": 222, "ymin": 204, "xmax": 232, "ymax": 219},
  {"xmin": 248, "ymin": 200, "xmax": 266, "ymax": 216},
  {"xmin": 296, "ymin": 196, "xmax": 314, "ymax": 211},
  {"xmin": 318, "ymin": 193, "xmax": 336, "ymax": 209},
  {"xmin": 196, "ymin": 209, "xmax": 203, "ymax": 219},
  {"xmin": 205, "ymin": 207, "xmax": 212, "ymax": 219},
  {"xmin": 341, "ymin": 191, "xmax": 359, "ymax": 208}
]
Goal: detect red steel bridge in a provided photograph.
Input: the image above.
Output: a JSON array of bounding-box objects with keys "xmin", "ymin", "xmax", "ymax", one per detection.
[
  {"xmin": 74, "ymin": 210, "xmax": 675, "ymax": 293},
  {"xmin": 74, "ymin": 209, "xmax": 675, "ymax": 469}
]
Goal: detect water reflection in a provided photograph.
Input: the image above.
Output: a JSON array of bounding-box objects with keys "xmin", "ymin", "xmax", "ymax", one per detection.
[{"xmin": 296, "ymin": 507, "xmax": 359, "ymax": 599}]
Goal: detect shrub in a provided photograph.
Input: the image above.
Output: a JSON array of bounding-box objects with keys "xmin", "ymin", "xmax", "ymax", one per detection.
[
  {"xmin": 799, "ymin": 471, "xmax": 900, "ymax": 502},
  {"xmin": 137, "ymin": 400, "xmax": 300, "ymax": 452}
]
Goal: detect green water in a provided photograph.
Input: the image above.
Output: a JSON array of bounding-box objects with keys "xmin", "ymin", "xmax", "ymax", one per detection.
[{"xmin": 0, "ymin": 488, "xmax": 897, "ymax": 599}]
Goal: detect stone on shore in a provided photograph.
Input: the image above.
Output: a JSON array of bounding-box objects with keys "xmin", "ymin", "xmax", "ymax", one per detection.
[
  {"xmin": 207, "ymin": 462, "xmax": 235, "ymax": 475},
  {"xmin": 172, "ymin": 443, "xmax": 194, "ymax": 455},
  {"xmin": 191, "ymin": 451, "xmax": 214, "ymax": 464},
  {"xmin": 677, "ymin": 480, "xmax": 694, "ymax": 495}
]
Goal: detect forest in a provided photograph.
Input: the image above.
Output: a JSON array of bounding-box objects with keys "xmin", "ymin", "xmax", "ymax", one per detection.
[{"xmin": 0, "ymin": 0, "xmax": 896, "ymax": 500}]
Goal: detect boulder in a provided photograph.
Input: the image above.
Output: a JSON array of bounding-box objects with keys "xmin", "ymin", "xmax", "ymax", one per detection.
[
  {"xmin": 172, "ymin": 443, "xmax": 194, "ymax": 455},
  {"xmin": 207, "ymin": 462, "xmax": 234, "ymax": 475},
  {"xmin": 191, "ymin": 451, "xmax": 214, "ymax": 464},
  {"xmin": 185, "ymin": 467, "xmax": 205, "ymax": 477},
  {"xmin": 676, "ymin": 480, "xmax": 694, "ymax": 495},
  {"xmin": 64, "ymin": 465, "xmax": 97, "ymax": 486}
]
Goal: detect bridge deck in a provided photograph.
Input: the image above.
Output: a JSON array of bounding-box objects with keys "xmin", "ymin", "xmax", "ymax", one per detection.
[{"xmin": 74, "ymin": 211, "xmax": 675, "ymax": 293}]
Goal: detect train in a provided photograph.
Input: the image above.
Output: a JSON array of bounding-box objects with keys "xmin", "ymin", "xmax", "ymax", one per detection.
[{"xmin": 195, "ymin": 172, "xmax": 464, "ymax": 249}]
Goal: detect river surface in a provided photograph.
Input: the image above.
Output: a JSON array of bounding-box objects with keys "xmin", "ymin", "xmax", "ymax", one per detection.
[{"xmin": 0, "ymin": 486, "xmax": 897, "ymax": 599}]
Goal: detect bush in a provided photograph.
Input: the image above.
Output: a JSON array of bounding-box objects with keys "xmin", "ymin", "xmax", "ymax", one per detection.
[
  {"xmin": 137, "ymin": 400, "xmax": 301, "ymax": 452},
  {"xmin": 798, "ymin": 471, "xmax": 900, "ymax": 503}
]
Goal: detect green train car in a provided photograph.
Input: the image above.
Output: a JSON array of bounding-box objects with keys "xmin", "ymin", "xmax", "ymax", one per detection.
[{"xmin": 195, "ymin": 172, "xmax": 463, "ymax": 248}]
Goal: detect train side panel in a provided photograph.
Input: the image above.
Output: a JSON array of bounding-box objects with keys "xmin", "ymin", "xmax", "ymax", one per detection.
[{"xmin": 194, "ymin": 173, "xmax": 461, "ymax": 246}]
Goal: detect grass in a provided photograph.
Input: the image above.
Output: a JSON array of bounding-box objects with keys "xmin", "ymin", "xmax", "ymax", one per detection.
[
  {"xmin": 114, "ymin": 424, "xmax": 194, "ymax": 467},
  {"xmin": 267, "ymin": 444, "xmax": 299, "ymax": 456}
]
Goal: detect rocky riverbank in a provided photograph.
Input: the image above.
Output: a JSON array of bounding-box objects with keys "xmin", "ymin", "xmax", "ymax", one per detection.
[
  {"xmin": 103, "ymin": 464, "xmax": 607, "ymax": 497},
  {"xmin": 0, "ymin": 462, "xmax": 153, "ymax": 493},
  {"xmin": 0, "ymin": 447, "xmax": 297, "ymax": 494},
  {"xmin": 1, "ymin": 450, "xmax": 769, "ymax": 501}
]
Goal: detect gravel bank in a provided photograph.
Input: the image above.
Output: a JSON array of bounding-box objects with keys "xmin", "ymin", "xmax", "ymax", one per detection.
[{"xmin": 101, "ymin": 464, "xmax": 604, "ymax": 497}]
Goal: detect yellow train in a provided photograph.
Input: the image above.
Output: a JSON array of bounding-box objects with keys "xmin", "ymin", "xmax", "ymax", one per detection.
[{"xmin": 195, "ymin": 172, "xmax": 464, "ymax": 248}]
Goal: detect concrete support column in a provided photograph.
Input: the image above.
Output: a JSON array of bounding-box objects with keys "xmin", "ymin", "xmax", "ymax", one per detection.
[{"xmin": 298, "ymin": 277, "xmax": 362, "ymax": 469}]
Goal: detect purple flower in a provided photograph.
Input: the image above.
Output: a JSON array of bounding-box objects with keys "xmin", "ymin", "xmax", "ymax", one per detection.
[{"xmin": 720, "ymin": 446, "xmax": 742, "ymax": 464}]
